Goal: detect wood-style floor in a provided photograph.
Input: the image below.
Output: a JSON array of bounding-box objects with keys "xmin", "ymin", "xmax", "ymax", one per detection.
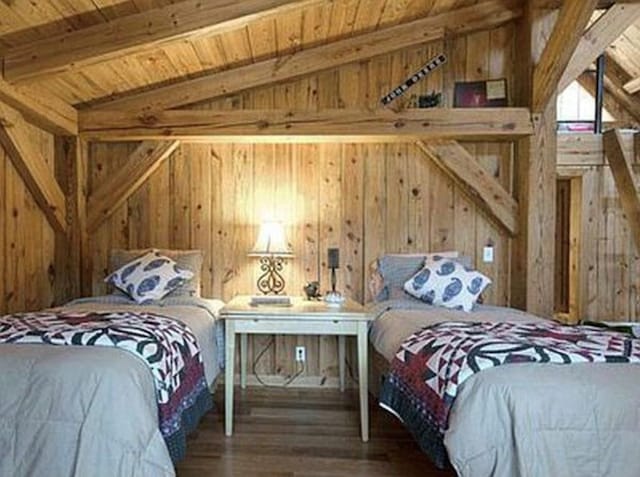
[{"xmin": 176, "ymin": 386, "xmax": 456, "ymax": 477}]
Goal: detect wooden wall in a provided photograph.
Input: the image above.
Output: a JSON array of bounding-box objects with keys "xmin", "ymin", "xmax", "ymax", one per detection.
[
  {"xmin": 558, "ymin": 133, "xmax": 640, "ymax": 322},
  {"xmin": 84, "ymin": 26, "xmax": 517, "ymax": 385},
  {"xmin": 0, "ymin": 121, "xmax": 56, "ymax": 315}
]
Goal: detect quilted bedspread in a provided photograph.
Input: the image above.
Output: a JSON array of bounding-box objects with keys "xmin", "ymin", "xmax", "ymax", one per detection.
[
  {"xmin": 0, "ymin": 309, "xmax": 212, "ymax": 463},
  {"xmin": 380, "ymin": 321, "xmax": 640, "ymax": 470}
]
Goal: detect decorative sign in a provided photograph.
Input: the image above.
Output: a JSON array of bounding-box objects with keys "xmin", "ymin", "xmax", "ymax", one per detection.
[{"xmin": 380, "ymin": 53, "xmax": 447, "ymax": 106}]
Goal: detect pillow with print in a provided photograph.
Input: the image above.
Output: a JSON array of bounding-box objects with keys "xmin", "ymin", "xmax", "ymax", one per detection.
[
  {"xmin": 403, "ymin": 256, "xmax": 491, "ymax": 312},
  {"xmin": 105, "ymin": 250, "xmax": 194, "ymax": 304}
]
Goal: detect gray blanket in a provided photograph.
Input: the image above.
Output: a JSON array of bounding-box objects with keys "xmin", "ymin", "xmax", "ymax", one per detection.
[
  {"xmin": 0, "ymin": 296, "xmax": 224, "ymax": 477},
  {"xmin": 370, "ymin": 299, "xmax": 640, "ymax": 477}
]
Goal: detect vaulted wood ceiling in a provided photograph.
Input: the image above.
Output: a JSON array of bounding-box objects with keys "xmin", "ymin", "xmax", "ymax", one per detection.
[
  {"xmin": 0, "ymin": 0, "xmax": 638, "ymax": 121},
  {"xmin": 0, "ymin": 0, "xmax": 492, "ymax": 107}
]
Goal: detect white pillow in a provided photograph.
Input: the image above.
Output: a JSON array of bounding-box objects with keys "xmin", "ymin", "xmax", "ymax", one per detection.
[
  {"xmin": 403, "ymin": 257, "xmax": 491, "ymax": 312},
  {"xmin": 105, "ymin": 250, "xmax": 194, "ymax": 304}
]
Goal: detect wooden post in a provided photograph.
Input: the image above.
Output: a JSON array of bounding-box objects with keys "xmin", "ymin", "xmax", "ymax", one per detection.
[
  {"xmin": 511, "ymin": 1, "xmax": 558, "ymax": 317},
  {"xmin": 54, "ymin": 136, "xmax": 89, "ymax": 304}
]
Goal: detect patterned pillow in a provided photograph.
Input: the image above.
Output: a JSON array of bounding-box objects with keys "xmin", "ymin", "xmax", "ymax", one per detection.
[
  {"xmin": 105, "ymin": 250, "xmax": 195, "ymax": 304},
  {"xmin": 109, "ymin": 249, "xmax": 203, "ymax": 297},
  {"xmin": 375, "ymin": 252, "xmax": 471, "ymax": 302},
  {"xmin": 403, "ymin": 257, "xmax": 491, "ymax": 312}
]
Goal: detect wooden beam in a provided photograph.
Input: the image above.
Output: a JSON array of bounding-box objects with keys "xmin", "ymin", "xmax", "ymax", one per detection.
[
  {"xmin": 79, "ymin": 108, "xmax": 534, "ymax": 142},
  {"xmin": 559, "ymin": 4, "xmax": 640, "ymax": 92},
  {"xmin": 0, "ymin": 78, "xmax": 77, "ymax": 135},
  {"xmin": 577, "ymin": 71, "xmax": 640, "ymax": 127},
  {"xmin": 0, "ymin": 102, "xmax": 66, "ymax": 234},
  {"xmin": 598, "ymin": 55, "xmax": 640, "ymax": 124},
  {"xmin": 4, "ymin": 0, "xmax": 322, "ymax": 82},
  {"xmin": 415, "ymin": 140, "xmax": 519, "ymax": 236},
  {"xmin": 87, "ymin": 140, "xmax": 180, "ymax": 232},
  {"xmin": 511, "ymin": 2, "xmax": 558, "ymax": 318},
  {"xmin": 54, "ymin": 136, "xmax": 90, "ymax": 302},
  {"xmin": 623, "ymin": 76, "xmax": 640, "ymax": 95},
  {"xmin": 603, "ymin": 129, "xmax": 640, "ymax": 252},
  {"xmin": 532, "ymin": 0, "xmax": 598, "ymax": 112},
  {"xmin": 91, "ymin": 0, "xmax": 522, "ymax": 112}
]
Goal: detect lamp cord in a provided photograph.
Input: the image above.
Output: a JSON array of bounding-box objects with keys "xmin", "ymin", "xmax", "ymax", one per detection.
[
  {"xmin": 252, "ymin": 336, "xmax": 360, "ymax": 387},
  {"xmin": 252, "ymin": 336, "xmax": 305, "ymax": 387}
]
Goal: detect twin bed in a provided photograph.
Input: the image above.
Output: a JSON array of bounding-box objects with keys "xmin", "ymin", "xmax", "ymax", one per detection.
[
  {"xmin": 2, "ymin": 249, "xmax": 640, "ymax": 477},
  {"xmin": 368, "ymin": 254, "xmax": 640, "ymax": 477}
]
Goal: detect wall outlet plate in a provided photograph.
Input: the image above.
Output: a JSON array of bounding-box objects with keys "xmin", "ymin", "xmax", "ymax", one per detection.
[
  {"xmin": 295, "ymin": 346, "xmax": 306, "ymax": 362},
  {"xmin": 483, "ymin": 246, "xmax": 494, "ymax": 263}
]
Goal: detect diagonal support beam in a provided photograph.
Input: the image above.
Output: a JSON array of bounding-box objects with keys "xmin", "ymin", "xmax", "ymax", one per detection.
[
  {"xmin": 87, "ymin": 140, "xmax": 180, "ymax": 232},
  {"xmin": 4, "ymin": 0, "xmax": 322, "ymax": 83},
  {"xmin": 532, "ymin": 0, "xmax": 598, "ymax": 112},
  {"xmin": 415, "ymin": 140, "xmax": 519, "ymax": 236},
  {"xmin": 603, "ymin": 129, "xmax": 640, "ymax": 252},
  {"xmin": 91, "ymin": 0, "xmax": 522, "ymax": 112},
  {"xmin": 0, "ymin": 78, "xmax": 77, "ymax": 135},
  {"xmin": 559, "ymin": 4, "xmax": 640, "ymax": 92},
  {"xmin": 0, "ymin": 102, "xmax": 67, "ymax": 234}
]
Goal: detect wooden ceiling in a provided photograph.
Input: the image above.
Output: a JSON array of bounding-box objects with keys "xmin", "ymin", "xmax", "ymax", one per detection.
[
  {"xmin": 0, "ymin": 0, "xmax": 486, "ymax": 107},
  {"xmin": 0, "ymin": 0, "xmax": 638, "ymax": 118}
]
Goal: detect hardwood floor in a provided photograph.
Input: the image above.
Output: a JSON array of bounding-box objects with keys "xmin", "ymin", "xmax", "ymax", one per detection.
[{"xmin": 177, "ymin": 386, "xmax": 456, "ymax": 477}]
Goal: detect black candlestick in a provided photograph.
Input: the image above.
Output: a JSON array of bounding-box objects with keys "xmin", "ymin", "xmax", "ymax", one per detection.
[{"xmin": 328, "ymin": 248, "xmax": 339, "ymax": 292}]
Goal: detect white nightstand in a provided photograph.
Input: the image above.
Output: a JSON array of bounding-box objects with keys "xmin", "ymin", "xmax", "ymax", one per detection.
[{"xmin": 220, "ymin": 295, "xmax": 373, "ymax": 441}]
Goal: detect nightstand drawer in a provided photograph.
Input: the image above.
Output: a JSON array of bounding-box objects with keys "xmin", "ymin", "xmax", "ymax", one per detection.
[{"xmin": 232, "ymin": 318, "xmax": 359, "ymax": 335}]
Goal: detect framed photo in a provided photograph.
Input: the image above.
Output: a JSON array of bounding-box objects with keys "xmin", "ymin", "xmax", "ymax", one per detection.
[{"xmin": 453, "ymin": 79, "xmax": 508, "ymax": 108}]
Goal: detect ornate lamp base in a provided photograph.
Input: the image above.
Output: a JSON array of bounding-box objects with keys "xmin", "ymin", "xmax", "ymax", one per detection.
[{"xmin": 256, "ymin": 255, "xmax": 286, "ymax": 295}]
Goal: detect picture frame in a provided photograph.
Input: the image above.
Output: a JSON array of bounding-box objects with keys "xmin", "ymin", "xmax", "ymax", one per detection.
[{"xmin": 453, "ymin": 78, "xmax": 508, "ymax": 108}]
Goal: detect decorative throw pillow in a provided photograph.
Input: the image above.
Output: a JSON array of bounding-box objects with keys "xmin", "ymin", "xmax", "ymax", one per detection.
[
  {"xmin": 403, "ymin": 256, "xmax": 491, "ymax": 312},
  {"xmin": 374, "ymin": 252, "xmax": 472, "ymax": 302},
  {"xmin": 105, "ymin": 250, "xmax": 195, "ymax": 304},
  {"xmin": 109, "ymin": 249, "xmax": 203, "ymax": 297}
]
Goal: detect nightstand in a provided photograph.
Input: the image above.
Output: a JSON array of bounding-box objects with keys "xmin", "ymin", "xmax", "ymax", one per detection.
[{"xmin": 220, "ymin": 295, "xmax": 373, "ymax": 441}]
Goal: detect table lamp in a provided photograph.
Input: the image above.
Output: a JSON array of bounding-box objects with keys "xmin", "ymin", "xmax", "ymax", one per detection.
[{"xmin": 248, "ymin": 221, "xmax": 293, "ymax": 295}]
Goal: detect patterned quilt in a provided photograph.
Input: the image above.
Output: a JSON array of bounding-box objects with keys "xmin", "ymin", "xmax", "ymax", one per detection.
[
  {"xmin": 379, "ymin": 321, "xmax": 640, "ymax": 469},
  {"xmin": 0, "ymin": 310, "xmax": 212, "ymax": 462}
]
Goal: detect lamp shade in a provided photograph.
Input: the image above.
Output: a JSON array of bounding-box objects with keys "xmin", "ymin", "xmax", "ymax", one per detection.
[{"xmin": 249, "ymin": 221, "xmax": 293, "ymax": 257}]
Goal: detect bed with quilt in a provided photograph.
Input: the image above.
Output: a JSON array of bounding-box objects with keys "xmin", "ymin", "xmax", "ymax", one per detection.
[
  {"xmin": 368, "ymin": 253, "xmax": 640, "ymax": 477},
  {"xmin": 0, "ymin": 249, "xmax": 224, "ymax": 477}
]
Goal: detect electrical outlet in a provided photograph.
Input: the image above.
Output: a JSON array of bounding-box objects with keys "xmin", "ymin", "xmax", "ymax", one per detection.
[
  {"xmin": 295, "ymin": 346, "xmax": 306, "ymax": 362},
  {"xmin": 483, "ymin": 246, "xmax": 494, "ymax": 263}
]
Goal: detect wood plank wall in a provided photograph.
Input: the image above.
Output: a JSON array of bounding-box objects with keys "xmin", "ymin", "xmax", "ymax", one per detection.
[
  {"xmin": 558, "ymin": 133, "xmax": 640, "ymax": 322},
  {"xmin": 0, "ymin": 121, "xmax": 56, "ymax": 315},
  {"xmin": 84, "ymin": 27, "xmax": 517, "ymax": 385}
]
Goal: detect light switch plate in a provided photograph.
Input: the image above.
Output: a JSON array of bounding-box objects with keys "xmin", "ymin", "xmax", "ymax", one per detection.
[{"xmin": 483, "ymin": 246, "xmax": 494, "ymax": 263}]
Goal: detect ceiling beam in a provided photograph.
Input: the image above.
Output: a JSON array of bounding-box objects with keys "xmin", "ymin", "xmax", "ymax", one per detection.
[
  {"xmin": 577, "ymin": 70, "xmax": 639, "ymax": 126},
  {"xmin": 78, "ymin": 108, "xmax": 534, "ymax": 142},
  {"xmin": 0, "ymin": 79, "xmax": 77, "ymax": 135},
  {"xmin": 623, "ymin": 76, "xmax": 640, "ymax": 95},
  {"xmin": 559, "ymin": 4, "xmax": 640, "ymax": 92},
  {"xmin": 0, "ymin": 102, "xmax": 67, "ymax": 234},
  {"xmin": 416, "ymin": 140, "xmax": 519, "ymax": 236},
  {"xmin": 4, "ymin": 0, "xmax": 322, "ymax": 83},
  {"xmin": 600, "ymin": 54, "xmax": 640, "ymax": 123},
  {"xmin": 603, "ymin": 129, "xmax": 640, "ymax": 252},
  {"xmin": 532, "ymin": 0, "xmax": 598, "ymax": 112},
  {"xmin": 87, "ymin": 140, "xmax": 181, "ymax": 232},
  {"xmin": 90, "ymin": 0, "xmax": 522, "ymax": 112}
]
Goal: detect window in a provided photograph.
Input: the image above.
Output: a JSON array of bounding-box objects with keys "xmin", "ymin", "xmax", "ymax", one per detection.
[{"xmin": 557, "ymin": 81, "xmax": 614, "ymax": 127}]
